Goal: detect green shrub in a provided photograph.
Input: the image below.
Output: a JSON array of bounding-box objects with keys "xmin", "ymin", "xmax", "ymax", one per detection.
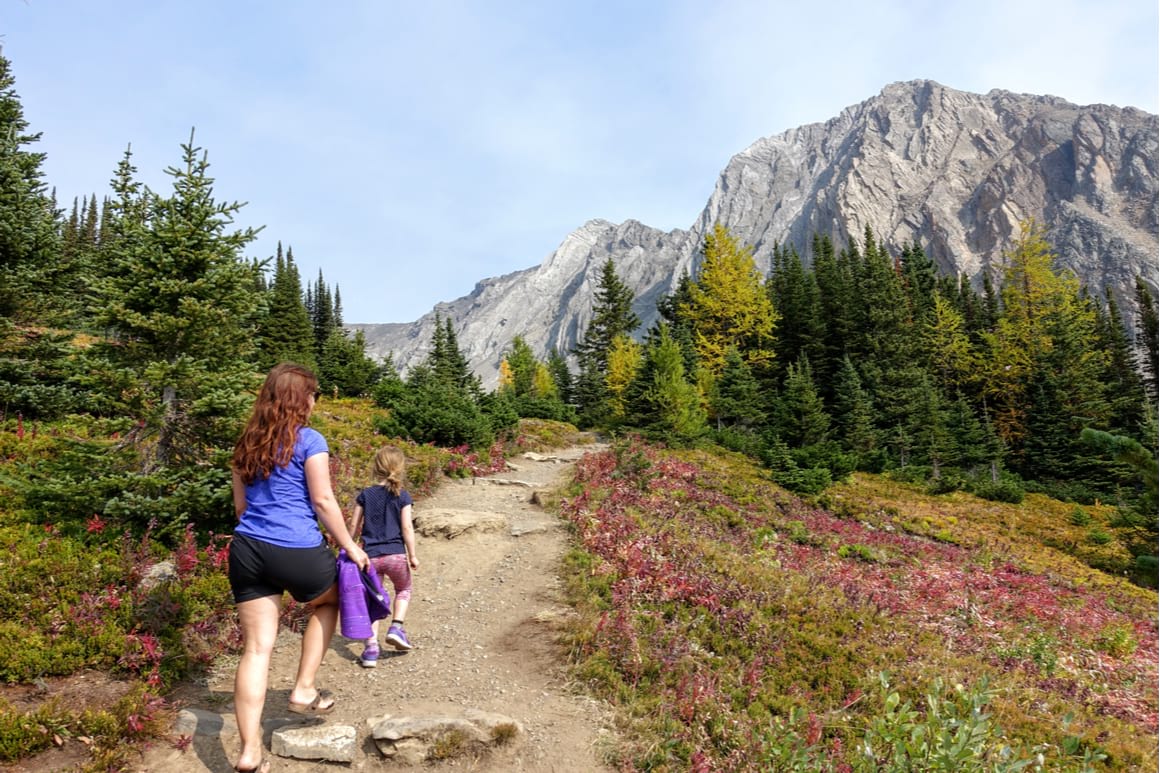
[
  {"xmin": 1069, "ymin": 506, "xmax": 1092, "ymax": 526},
  {"xmin": 1095, "ymin": 624, "xmax": 1138, "ymax": 658},
  {"xmin": 710, "ymin": 427, "xmax": 765, "ymax": 458},
  {"xmin": 374, "ymin": 384, "xmax": 494, "ymax": 449},
  {"xmin": 925, "ymin": 474, "xmax": 964, "ymax": 495},
  {"xmin": 0, "ymin": 699, "xmax": 74, "ymax": 761},
  {"xmin": 887, "ymin": 465, "xmax": 932, "ymax": 485},
  {"xmin": 837, "ymin": 544, "xmax": 877, "ymax": 563},
  {"xmin": 1087, "ymin": 528, "xmax": 1112, "ymax": 545},
  {"xmin": 791, "ymin": 441, "xmax": 858, "ymax": 481},
  {"xmin": 971, "ymin": 479, "xmax": 1025, "ymax": 504},
  {"xmin": 855, "ymin": 674, "xmax": 1053, "ymax": 772}
]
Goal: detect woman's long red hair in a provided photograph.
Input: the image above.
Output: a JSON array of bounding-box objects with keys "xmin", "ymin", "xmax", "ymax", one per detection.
[{"xmin": 232, "ymin": 363, "xmax": 318, "ymax": 484}]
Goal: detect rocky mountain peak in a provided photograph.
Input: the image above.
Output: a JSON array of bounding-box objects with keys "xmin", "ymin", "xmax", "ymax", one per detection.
[{"xmin": 353, "ymin": 80, "xmax": 1158, "ymax": 390}]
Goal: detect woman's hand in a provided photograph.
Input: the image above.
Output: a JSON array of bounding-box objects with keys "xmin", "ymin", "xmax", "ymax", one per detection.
[{"xmin": 346, "ymin": 543, "xmax": 369, "ymax": 571}]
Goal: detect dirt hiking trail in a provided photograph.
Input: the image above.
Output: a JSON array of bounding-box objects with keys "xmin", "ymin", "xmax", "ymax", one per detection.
[{"xmin": 136, "ymin": 441, "xmax": 615, "ymax": 773}]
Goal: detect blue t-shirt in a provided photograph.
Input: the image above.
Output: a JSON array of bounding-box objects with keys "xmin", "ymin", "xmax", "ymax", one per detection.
[
  {"xmin": 235, "ymin": 426, "xmax": 329, "ymax": 548},
  {"xmin": 356, "ymin": 485, "xmax": 413, "ymax": 557}
]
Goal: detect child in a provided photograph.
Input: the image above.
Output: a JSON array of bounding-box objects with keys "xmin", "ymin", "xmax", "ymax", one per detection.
[{"xmin": 348, "ymin": 446, "xmax": 420, "ymax": 667}]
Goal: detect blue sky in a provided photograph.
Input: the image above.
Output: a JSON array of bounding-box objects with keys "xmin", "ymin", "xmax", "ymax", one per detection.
[{"xmin": 5, "ymin": 1, "xmax": 1157, "ymax": 323}]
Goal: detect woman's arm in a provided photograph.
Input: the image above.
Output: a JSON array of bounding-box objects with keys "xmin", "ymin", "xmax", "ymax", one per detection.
[
  {"xmin": 400, "ymin": 504, "xmax": 419, "ymax": 570},
  {"xmin": 231, "ymin": 470, "xmax": 248, "ymax": 520},
  {"xmin": 305, "ymin": 452, "xmax": 368, "ymax": 569}
]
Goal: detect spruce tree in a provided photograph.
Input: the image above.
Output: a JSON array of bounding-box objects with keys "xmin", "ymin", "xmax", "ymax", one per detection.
[
  {"xmin": 772, "ymin": 353, "xmax": 830, "ymax": 448},
  {"xmin": 91, "ymin": 132, "xmax": 264, "ymax": 472},
  {"xmin": 318, "ymin": 327, "xmax": 379, "ymax": 396},
  {"xmin": 573, "ymin": 259, "xmax": 640, "ymax": 423},
  {"xmin": 767, "ymin": 243, "xmax": 825, "ymax": 386},
  {"xmin": 711, "ymin": 346, "xmax": 766, "ymax": 430},
  {"xmin": 900, "ymin": 240, "xmax": 938, "ymax": 326},
  {"xmin": 0, "ymin": 52, "xmax": 60, "ymax": 318},
  {"xmin": 311, "ymin": 270, "xmax": 335, "ymax": 357},
  {"xmin": 628, "ymin": 324, "xmax": 706, "ymax": 443},
  {"xmin": 1095, "ymin": 288, "xmax": 1147, "ymax": 439},
  {"xmin": 546, "ymin": 348, "xmax": 574, "ymax": 405},
  {"xmin": 831, "ymin": 355, "xmax": 877, "ymax": 458},
  {"xmin": 256, "ymin": 243, "xmax": 314, "ymax": 369},
  {"xmin": 812, "ymin": 233, "xmax": 857, "ymax": 396},
  {"xmin": 1134, "ymin": 277, "xmax": 1159, "ymax": 405},
  {"xmin": 909, "ymin": 375, "xmax": 954, "ymax": 477}
]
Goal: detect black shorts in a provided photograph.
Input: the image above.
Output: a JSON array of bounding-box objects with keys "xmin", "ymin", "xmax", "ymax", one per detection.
[{"xmin": 228, "ymin": 533, "xmax": 337, "ymax": 604}]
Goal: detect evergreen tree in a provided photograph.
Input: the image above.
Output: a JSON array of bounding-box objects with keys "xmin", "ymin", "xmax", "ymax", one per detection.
[
  {"xmin": 627, "ymin": 324, "xmax": 706, "ymax": 443},
  {"xmin": 1095, "ymin": 288, "xmax": 1147, "ymax": 438},
  {"xmin": 767, "ymin": 243, "xmax": 825, "ymax": 385},
  {"xmin": 1134, "ymin": 277, "xmax": 1159, "ymax": 405},
  {"xmin": 772, "ymin": 353, "xmax": 830, "ymax": 448},
  {"xmin": 91, "ymin": 132, "xmax": 264, "ymax": 472},
  {"xmin": 317, "ymin": 327, "xmax": 379, "ymax": 396},
  {"xmin": 573, "ymin": 259, "xmax": 640, "ymax": 423},
  {"xmin": 426, "ymin": 314, "xmax": 480, "ymax": 397},
  {"xmin": 909, "ymin": 375, "xmax": 954, "ymax": 477},
  {"xmin": 98, "ymin": 196, "xmax": 114, "ymax": 252},
  {"xmin": 711, "ymin": 346, "xmax": 766, "ymax": 430},
  {"xmin": 653, "ymin": 269, "xmax": 700, "ymax": 379},
  {"xmin": 849, "ymin": 226, "xmax": 922, "ymax": 435},
  {"xmin": 0, "ymin": 52, "xmax": 60, "ymax": 318},
  {"xmin": 82, "ymin": 194, "xmax": 99, "ymax": 248},
  {"xmin": 311, "ymin": 270, "xmax": 335, "ymax": 357},
  {"xmin": 900, "ymin": 240, "xmax": 938, "ymax": 326},
  {"xmin": 256, "ymin": 243, "xmax": 314, "ymax": 369},
  {"xmin": 831, "ymin": 355, "xmax": 877, "ymax": 458},
  {"xmin": 499, "ymin": 335, "xmax": 538, "ymax": 396},
  {"xmin": 62, "ymin": 197, "xmax": 80, "ymax": 257},
  {"xmin": 1015, "ymin": 288, "xmax": 1114, "ymax": 496},
  {"xmin": 545, "ymin": 347, "xmax": 574, "ymax": 405},
  {"xmin": 811, "ymin": 233, "xmax": 857, "ymax": 399}
]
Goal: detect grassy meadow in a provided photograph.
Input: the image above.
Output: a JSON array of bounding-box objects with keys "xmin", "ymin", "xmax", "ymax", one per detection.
[{"xmin": 558, "ymin": 440, "xmax": 1157, "ymax": 771}]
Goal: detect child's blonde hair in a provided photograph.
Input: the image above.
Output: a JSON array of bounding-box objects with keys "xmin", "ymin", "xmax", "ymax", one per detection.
[{"xmin": 373, "ymin": 446, "xmax": 406, "ymax": 495}]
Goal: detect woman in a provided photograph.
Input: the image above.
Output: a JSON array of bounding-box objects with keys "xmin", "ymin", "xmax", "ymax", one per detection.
[{"xmin": 227, "ymin": 363, "xmax": 368, "ymax": 773}]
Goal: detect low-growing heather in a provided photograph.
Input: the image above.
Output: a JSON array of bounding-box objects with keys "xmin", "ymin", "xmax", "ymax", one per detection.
[{"xmin": 558, "ymin": 440, "xmax": 1158, "ymax": 771}]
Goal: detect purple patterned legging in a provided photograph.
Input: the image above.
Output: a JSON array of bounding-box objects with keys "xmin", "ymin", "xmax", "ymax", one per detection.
[{"xmin": 369, "ymin": 553, "xmax": 412, "ymax": 604}]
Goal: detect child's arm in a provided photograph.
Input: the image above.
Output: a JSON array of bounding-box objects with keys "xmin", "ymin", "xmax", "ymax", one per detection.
[
  {"xmin": 400, "ymin": 503, "xmax": 419, "ymax": 569},
  {"xmin": 348, "ymin": 503, "xmax": 365, "ymax": 542}
]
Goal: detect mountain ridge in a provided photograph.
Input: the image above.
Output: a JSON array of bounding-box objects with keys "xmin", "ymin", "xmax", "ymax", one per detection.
[{"xmin": 351, "ymin": 79, "xmax": 1159, "ymax": 390}]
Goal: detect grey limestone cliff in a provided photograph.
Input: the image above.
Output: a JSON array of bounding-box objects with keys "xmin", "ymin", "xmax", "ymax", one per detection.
[{"xmin": 352, "ymin": 79, "xmax": 1158, "ymax": 390}]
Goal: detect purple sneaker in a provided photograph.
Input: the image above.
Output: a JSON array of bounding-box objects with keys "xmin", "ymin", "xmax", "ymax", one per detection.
[
  {"xmin": 385, "ymin": 623, "xmax": 412, "ymax": 651},
  {"xmin": 360, "ymin": 641, "xmax": 380, "ymax": 668}
]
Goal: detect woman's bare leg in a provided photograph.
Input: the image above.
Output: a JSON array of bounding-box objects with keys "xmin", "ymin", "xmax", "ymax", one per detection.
[
  {"xmin": 289, "ymin": 583, "xmax": 339, "ymax": 707},
  {"xmin": 234, "ymin": 594, "xmax": 281, "ymax": 771}
]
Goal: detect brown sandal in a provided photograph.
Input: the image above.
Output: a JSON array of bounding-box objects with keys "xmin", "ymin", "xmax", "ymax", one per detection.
[{"xmin": 287, "ymin": 689, "xmax": 335, "ymax": 715}]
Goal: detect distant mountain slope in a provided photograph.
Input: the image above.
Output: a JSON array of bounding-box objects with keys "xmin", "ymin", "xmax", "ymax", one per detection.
[{"xmin": 352, "ymin": 79, "xmax": 1159, "ymax": 390}]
